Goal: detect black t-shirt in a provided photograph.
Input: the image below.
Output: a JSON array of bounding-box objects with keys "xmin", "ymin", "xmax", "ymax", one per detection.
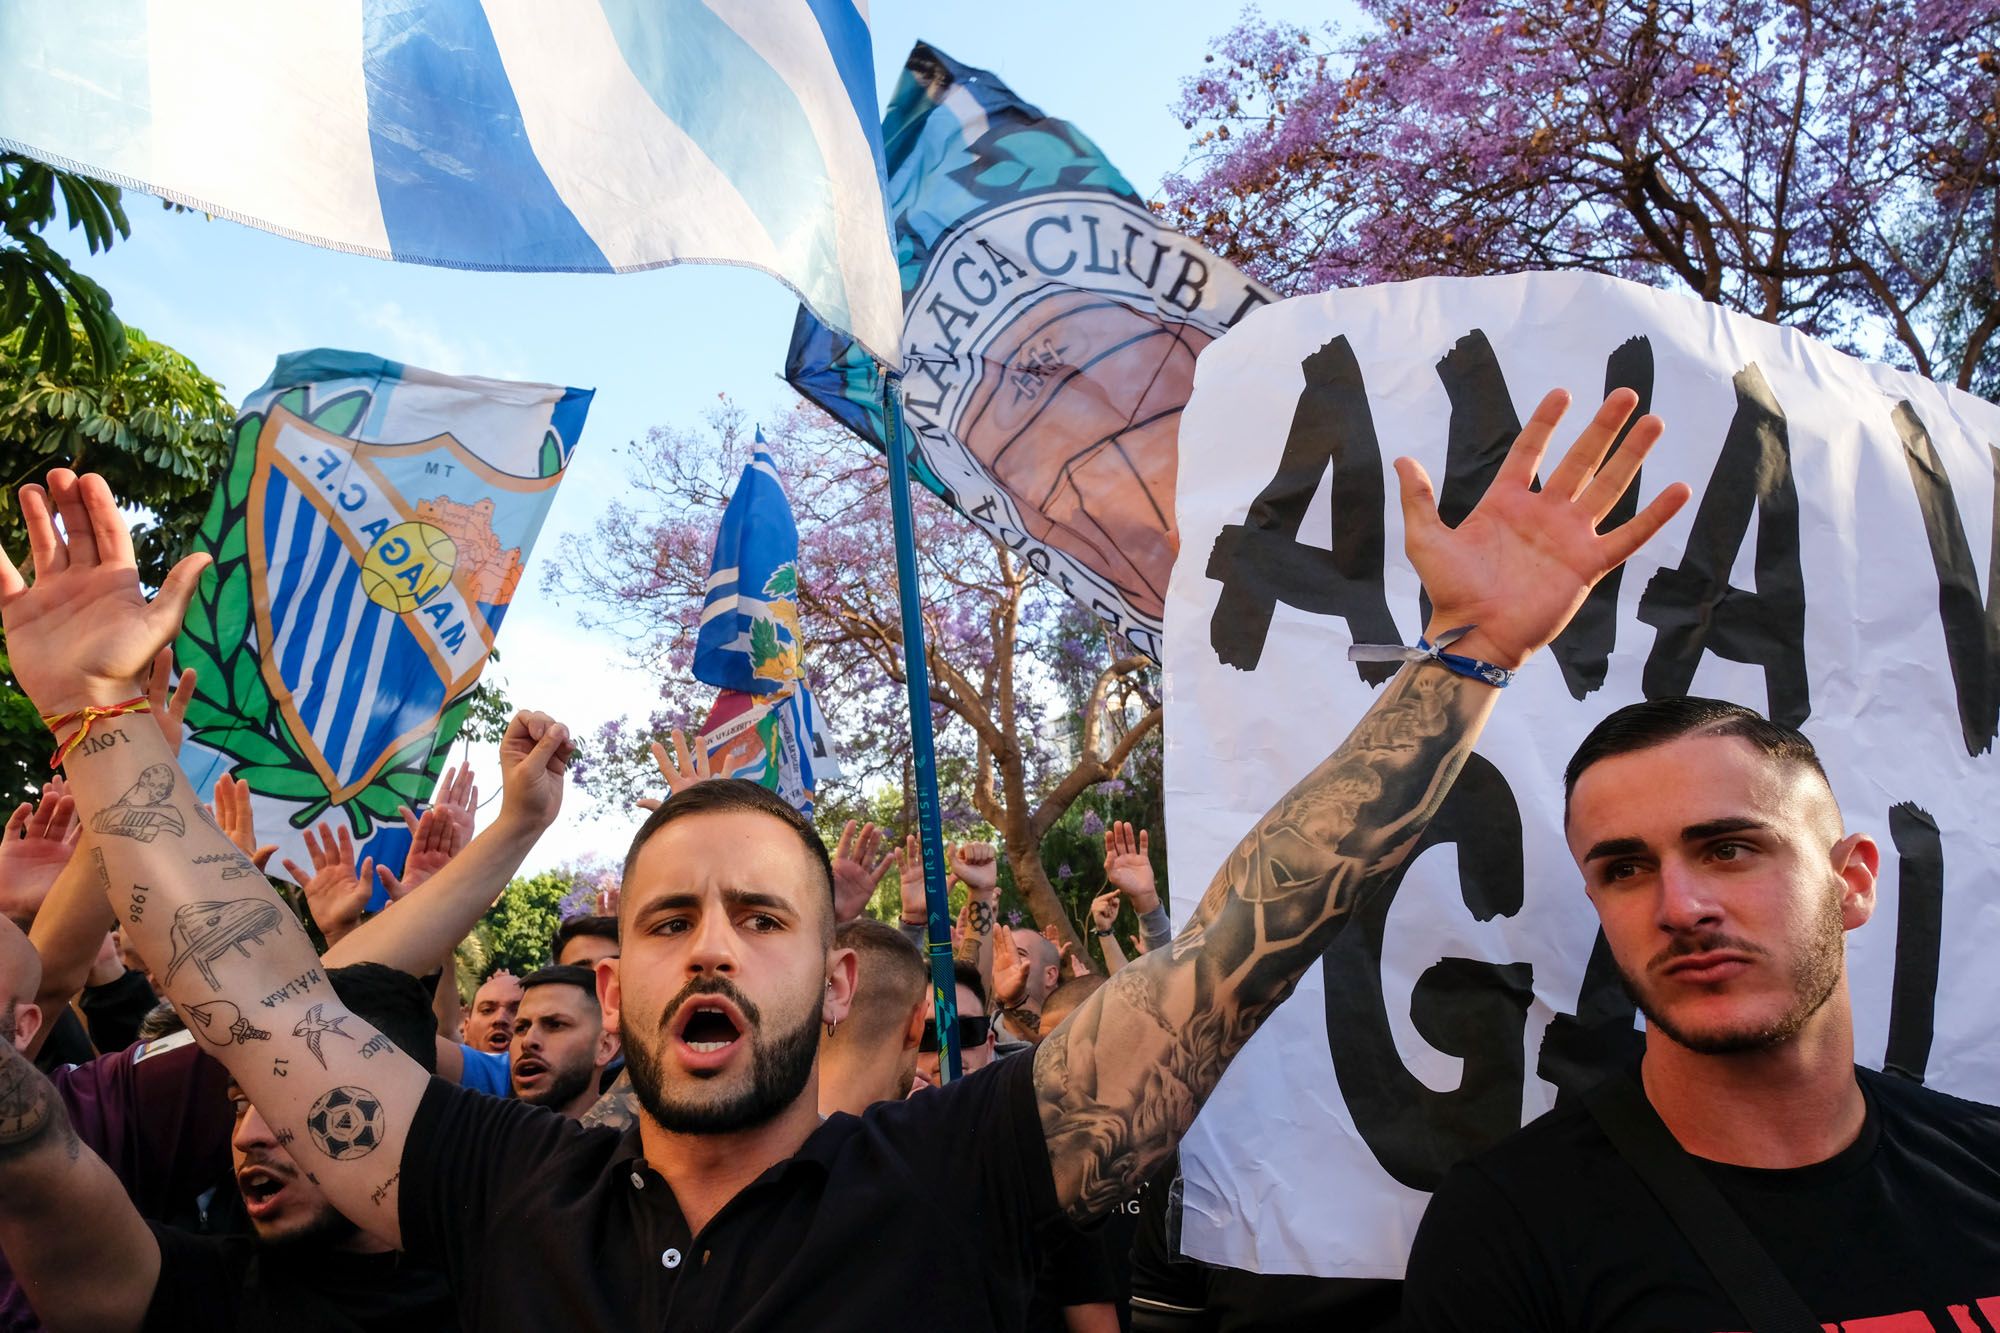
[
  {"xmin": 1403, "ymin": 1067, "xmax": 2000, "ymax": 1331},
  {"xmin": 143, "ymin": 1226, "xmax": 456, "ymax": 1333},
  {"xmin": 399, "ymin": 1050, "xmax": 1060, "ymax": 1331},
  {"xmin": 1025, "ymin": 1220, "xmax": 1122, "ymax": 1332}
]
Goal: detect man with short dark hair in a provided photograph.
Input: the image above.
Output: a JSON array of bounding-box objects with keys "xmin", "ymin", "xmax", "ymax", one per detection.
[
  {"xmin": 915, "ymin": 960, "xmax": 995, "ymax": 1091},
  {"xmin": 552, "ymin": 915, "xmax": 619, "ymax": 970},
  {"xmin": 0, "ymin": 962, "xmax": 457, "ymax": 1331},
  {"xmin": 1402, "ymin": 697, "xmax": 2000, "ymax": 1329},
  {"xmin": 818, "ymin": 919, "xmax": 927, "ymax": 1115},
  {"xmin": 5, "ymin": 396, "xmax": 1682, "ymax": 1330},
  {"xmin": 510, "ymin": 965, "xmax": 618, "ymax": 1120}
]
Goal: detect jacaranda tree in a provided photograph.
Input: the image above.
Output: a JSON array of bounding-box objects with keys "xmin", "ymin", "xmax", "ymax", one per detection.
[{"xmin": 1168, "ymin": 0, "xmax": 2000, "ymax": 396}]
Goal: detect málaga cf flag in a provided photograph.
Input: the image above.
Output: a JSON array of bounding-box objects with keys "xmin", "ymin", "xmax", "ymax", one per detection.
[
  {"xmin": 692, "ymin": 433, "xmax": 839, "ymax": 814},
  {"xmin": 174, "ymin": 350, "xmax": 590, "ymax": 888},
  {"xmin": 0, "ymin": 1, "xmax": 902, "ymax": 362},
  {"xmin": 786, "ymin": 41, "xmax": 1276, "ymax": 663}
]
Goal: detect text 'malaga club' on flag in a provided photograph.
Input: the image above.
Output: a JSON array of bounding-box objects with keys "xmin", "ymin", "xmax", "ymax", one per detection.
[
  {"xmin": 0, "ymin": 1, "xmax": 903, "ymax": 363},
  {"xmin": 786, "ymin": 41, "xmax": 1277, "ymax": 664},
  {"xmin": 691, "ymin": 431, "xmax": 840, "ymax": 816},
  {"xmin": 174, "ymin": 350, "xmax": 591, "ymax": 900}
]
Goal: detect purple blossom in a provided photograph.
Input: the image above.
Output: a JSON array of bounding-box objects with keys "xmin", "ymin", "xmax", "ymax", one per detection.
[{"xmin": 1080, "ymin": 810, "xmax": 1105, "ymax": 837}]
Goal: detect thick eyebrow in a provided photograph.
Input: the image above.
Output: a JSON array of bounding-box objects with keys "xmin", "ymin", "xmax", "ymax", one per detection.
[
  {"xmin": 1582, "ymin": 835, "xmax": 1648, "ymax": 863},
  {"xmin": 1681, "ymin": 817, "xmax": 1767, "ymax": 842},
  {"xmin": 636, "ymin": 888, "xmax": 800, "ymax": 920}
]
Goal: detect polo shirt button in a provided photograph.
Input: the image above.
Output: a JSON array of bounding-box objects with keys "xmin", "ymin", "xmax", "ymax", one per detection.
[
  {"xmin": 661, "ymin": 1248, "xmax": 682, "ymax": 1269},
  {"xmin": 630, "ymin": 1172, "xmax": 644, "ymax": 1189}
]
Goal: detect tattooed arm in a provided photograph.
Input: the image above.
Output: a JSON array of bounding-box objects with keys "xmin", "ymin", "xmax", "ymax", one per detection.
[
  {"xmin": 1034, "ymin": 389, "xmax": 1690, "ymax": 1221},
  {"xmin": 0, "ymin": 1035, "xmax": 161, "ymax": 1332},
  {"xmin": 948, "ymin": 843, "xmax": 999, "ymax": 998},
  {"xmin": 581, "ymin": 1068, "xmax": 640, "ymax": 1131},
  {"xmin": 0, "ymin": 471, "xmax": 447, "ymax": 1249}
]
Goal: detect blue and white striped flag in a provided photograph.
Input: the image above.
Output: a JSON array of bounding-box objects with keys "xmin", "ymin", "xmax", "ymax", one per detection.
[
  {"xmin": 0, "ymin": 1, "xmax": 902, "ymax": 362},
  {"xmin": 691, "ymin": 431, "xmax": 838, "ymax": 812}
]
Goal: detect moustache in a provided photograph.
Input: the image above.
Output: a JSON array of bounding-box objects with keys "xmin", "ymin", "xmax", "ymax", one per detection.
[
  {"xmin": 657, "ymin": 975, "xmax": 764, "ymax": 1036},
  {"xmin": 1647, "ymin": 930, "xmax": 1770, "ymax": 975}
]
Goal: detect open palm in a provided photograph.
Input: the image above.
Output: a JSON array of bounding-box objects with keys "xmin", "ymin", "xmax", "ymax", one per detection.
[{"xmin": 1400, "ymin": 389, "xmax": 1689, "ymax": 668}]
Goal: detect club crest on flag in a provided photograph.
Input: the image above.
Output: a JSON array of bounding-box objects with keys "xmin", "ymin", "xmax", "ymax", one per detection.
[{"xmin": 175, "ymin": 351, "xmax": 589, "ymax": 881}]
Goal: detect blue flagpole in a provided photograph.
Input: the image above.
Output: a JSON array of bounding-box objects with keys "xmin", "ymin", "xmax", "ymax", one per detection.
[{"xmin": 880, "ymin": 374, "xmax": 962, "ymax": 1082}]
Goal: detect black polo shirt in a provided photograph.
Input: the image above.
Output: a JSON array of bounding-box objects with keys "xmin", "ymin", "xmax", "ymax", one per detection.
[{"xmin": 400, "ymin": 1050, "xmax": 1060, "ymax": 1330}]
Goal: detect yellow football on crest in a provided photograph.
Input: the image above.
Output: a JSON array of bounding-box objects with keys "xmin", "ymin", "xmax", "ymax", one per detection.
[{"xmin": 361, "ymin": 521, "xmax": 458, "ymax": 614}]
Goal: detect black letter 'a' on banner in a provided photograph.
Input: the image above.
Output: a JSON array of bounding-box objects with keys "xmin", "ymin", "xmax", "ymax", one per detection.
[
  {"xmin": 1637, "ymin": 362, "xmax": 1811, "ymax": 726},
  {"xmin": 1322, "ymin": 753, "xmax": 1533, "ymax": 1191},
  {"xmin": 1883, "ymin": 802, "xmax": 1945, "ymax": 1083},
  {"xmin": 1206, "ymin": 335, "xmax": 1400, "ymax": 681},
  {"xmin": 1894, "ymin": 402, "xmax": 2000, "ymax": 756},
  {"xmin": 1423, "ymin": 332, "xmax": 1653, "ymax": 699}
]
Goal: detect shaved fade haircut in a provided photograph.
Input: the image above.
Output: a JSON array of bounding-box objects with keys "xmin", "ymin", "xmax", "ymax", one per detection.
[
  {"xmin": 1564, "ymin": 697, "xmax": 1836, "ymax": 825},
  {"xmin": 620, "ymin": 778, "xmax": 836, "ymax": 939},
  {"xmin": 830, "ymin": 919, "xmax": 927, "ymax": 1047}
]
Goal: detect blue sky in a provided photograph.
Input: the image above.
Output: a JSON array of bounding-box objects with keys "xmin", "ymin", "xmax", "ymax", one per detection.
[{"xmin": 47, "ymin": 1, "xmax": 1350, "ymax": 870}]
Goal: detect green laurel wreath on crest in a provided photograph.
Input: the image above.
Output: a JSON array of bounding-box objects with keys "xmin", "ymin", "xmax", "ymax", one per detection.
[{"xmin": 175, "ymin": 386, "xmax": 472, "ymax": 834}]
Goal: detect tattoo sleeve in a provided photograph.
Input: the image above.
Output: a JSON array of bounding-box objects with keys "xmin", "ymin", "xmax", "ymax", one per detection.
[
  {"xmin": 581, "ymin": 1071, "xmax": 638, "ymax": 1131},
  {"xmin": 0, "ymin": 1039, "xmax": 76, "ymax": 1165},
  {"xmin": 1033, "ymin": 663, "xmax": 1493, "ymax": 1222}
]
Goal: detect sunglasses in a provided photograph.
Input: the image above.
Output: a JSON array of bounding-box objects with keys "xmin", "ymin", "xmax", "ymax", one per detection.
[{"xmin": 919, "ymin": 1015, "xmax": 991, "ymax": 1053}]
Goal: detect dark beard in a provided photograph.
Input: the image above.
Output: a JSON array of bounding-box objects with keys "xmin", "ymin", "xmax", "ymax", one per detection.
[
  {"xmin": 518, "ymin": 1060, "xmax": 597, "ymax": 1114},
  {"xmin": 625, "ymin": 977, "xmax": 821, "ymax": 1135},
  {"xmin": 1624, "ymin": 895, "xmax": 1846, "ymax": 1056}
]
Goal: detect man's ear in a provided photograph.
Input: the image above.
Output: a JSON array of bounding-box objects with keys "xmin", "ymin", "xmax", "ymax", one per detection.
[
  {"xmin": 596, "ymin": 955, "xmax": 622, "ymax": 1037},
  {"xmin": 822, "ymin": 947, "xmax": 858, "ymax": 1026},
  {"xmin": 596, "ymin": 1021, "xmax": 622, "ymax": 1068},
  {"xmin": 902, "ymin": 996, "xmax": 929, "ymax": 1055},
  {"xmin": 11, "ymin": 1000, "xmax": 42, "ymax": 1053},
  {"xmin": 1832, "ymin": 832, "xmax": 1880, "ymax": 930}
]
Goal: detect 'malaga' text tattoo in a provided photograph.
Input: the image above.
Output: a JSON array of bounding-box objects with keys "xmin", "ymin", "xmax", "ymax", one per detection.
[
  {"xmin": 370, "ymin": 1171, "xmax": 401, "ymax": 1205},
  {"xmin": 580, "ymin": 1070, "xmax": 638, "ymax": 1131},
  {"xmin": 165, "ymin": 899, "xmax": 286, "ymax": 989},
  {"xmin": 89, "ymin": 764, "xmax": 186, "ymax": 842},
  {"xmin": 186, "ymin": 1000, "xmax": 272, "ymax": 1046},
  {"xmin": 1034, "ymin": 665, "xmax": 1481, "ymax": 1223},
  {"xmin": 0, "ymin": 1042, "xmax": 76, "ymax": 1163},
  {"xmin": 261, "ymin": 967, "xmax": 325, "ymax": 1009},
  {"xmin": 307, "ymin": 1086, "xmax": 386, "ymax": 1160},
  {"xmin": 358, "ymin": 1034, "xmax": 394, "ymax": 1060},
  {"xmin": 293, "ymin": 1003, "xmax": 355, "ymax": 1070}
]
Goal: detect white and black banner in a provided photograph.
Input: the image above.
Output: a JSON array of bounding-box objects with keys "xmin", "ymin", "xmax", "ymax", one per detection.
[{"xmin": 1163, "ymin": 272, "xmax": 2000, "ymax": 1278}]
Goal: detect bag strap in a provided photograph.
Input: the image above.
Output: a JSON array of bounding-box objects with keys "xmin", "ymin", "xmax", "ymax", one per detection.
[{"xmin": 1582, "ymin": 1073, "xmax": 1821, "ymax": 1333}]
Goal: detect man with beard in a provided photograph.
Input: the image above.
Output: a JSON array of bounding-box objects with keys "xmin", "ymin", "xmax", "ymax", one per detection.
[
  {"xmin": 509, "ymin": 965, "xmax": 618, "ymax": 1119},
  {"xmin": 1402, "ymin": 698, "xmax": 2000, "ymax": 1330},
  {"xmin": 3, "ymin": 392, "xmax": 1688, "ymax": 1331},
  {"xmin": 0, "ymin": 962, "xmax": 455, "ymax": 1331}
]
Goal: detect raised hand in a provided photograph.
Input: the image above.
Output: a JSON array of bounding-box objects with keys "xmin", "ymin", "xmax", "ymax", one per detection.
[
  {"xmin": 429, "ymin": 760, "xmax": 479, "ymax": 847},
  {"xmin": 211, "ymin": 771, "xmax": 277, "ymax": 870},
  {"xmin": 831, "ymin": 820, "xmax": 897, "ymax": 923},
  {"xmin": 1101, "ymin": 822, "xmax": 1158, "ymax": 914},
  {"xmin": 498, "ymin": 710, "xmax": 573, "ymax": 832},
  {"xmin": 379, "ymin": 804, "xmax": 463, "ymax": 899},
  {"xmin": 896, "ymin": 833, "xmax": 925, "ymax": 925},
  {"xmin": 1397, "ymin": 387, "xmax": 1689, "ymax": 668},
  {"xmin": 0, "ymin": 469, "xmax": 211, "ymax": 718},
  {"xmin": 283, "ymin": 823, "xmax": 375, "ymax": 947},
  {"xmin": 1088, "ymin": 889, "xmax": 1120, "ymax": 933},
  {"xmin": 949, "ymin": 841, "xmax": 998, "ymax": 897},
  {"xmin": 991, "ymin": 924, "xmax": 1030, "ymax": 1009},
  {"xmin": 144, "ymin": 648, "xmax": 197, "ymax": 753},
  {"xmin": 636, "ymin": 729, "xmax": 713, "ymax": 811},
  {"xmin": 0, "ymin": 783, "xmax": 78, "ymax": 921}
]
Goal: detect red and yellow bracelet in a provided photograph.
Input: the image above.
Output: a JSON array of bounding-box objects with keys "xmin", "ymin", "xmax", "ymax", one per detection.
[{"xmin": 41, "ymin": 696, "xmax": 151, "ymax": 769}]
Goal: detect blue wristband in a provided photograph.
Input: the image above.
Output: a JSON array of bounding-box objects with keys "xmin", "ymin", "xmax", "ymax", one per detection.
[{"xmin": 1347, "ymin": 624, "xmax": 1515, "ymax": 688}]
